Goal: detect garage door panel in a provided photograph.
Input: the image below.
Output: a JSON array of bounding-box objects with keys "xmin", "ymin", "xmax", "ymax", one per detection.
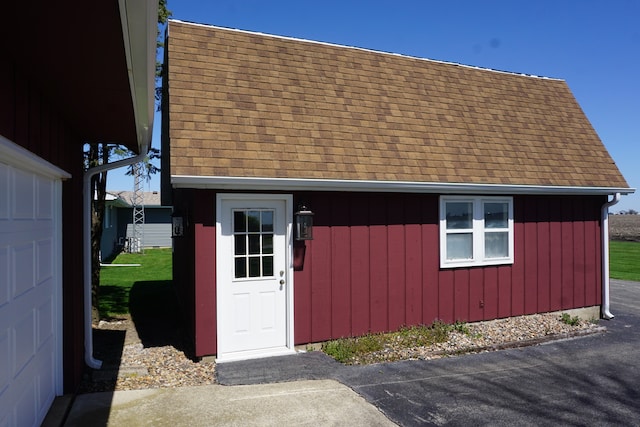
[
  {"xmin": 14, "ymin": 372, "xmax": 37, "ymax": 427},
  {"xmin": 36, "ymin": 176, "xmax": 53, "ymax": 219},
  {"xmin": 0, "ymin": 142, "xmax": 64, "ymax": 426},
  {"xmin": 12, "ymin": 242, "xmax": 35, "ymax": 298},
  {"xmin": 36, "ymin": 287, "xmax": 54, "ymax": 349},
  {"xmin": 0, "ymin": 329, "xmax": 9, "ymax": 393},
  {"xmin": 6, "ymin": 219, "xmax": 53, "ymax": 236},
  {"xmin": 36, "ymin": 340, "xmax": 56, "ymax": 421},
  {"xmin": 0, "ymin": 163, "xmax": 8, "ymax": 219},
  {"xmin": 0, "ymin": 246, "xmax": 7, "ymax": 307},
  {"xmin": 36, "ymin": 238, "xmax": 53, "ymax": 285},
  {"xmin": 13, "ymin": 308, "xmax": 36, "ymax": 377},
  {"xmin": 12, "ymin": 168, "xmax": 34, "ymax": 220}
]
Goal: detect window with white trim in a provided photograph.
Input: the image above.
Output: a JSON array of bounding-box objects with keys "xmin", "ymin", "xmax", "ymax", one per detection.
[{"xmin": 439, "ymin": 196, "xmax": 514, "ymax": 268}]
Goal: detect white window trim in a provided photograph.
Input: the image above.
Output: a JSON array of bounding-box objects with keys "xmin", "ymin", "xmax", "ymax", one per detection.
[{"xmin": 439, "ymin": 196, "xmax": 514, "ymax": 268}]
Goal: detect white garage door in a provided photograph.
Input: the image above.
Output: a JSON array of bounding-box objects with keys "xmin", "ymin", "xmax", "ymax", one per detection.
[{"xmin": 0, "ymin": 136, "xmax": 67, "ymax": 427}]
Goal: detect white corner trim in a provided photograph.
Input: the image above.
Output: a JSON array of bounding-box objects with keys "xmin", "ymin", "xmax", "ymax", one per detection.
[
  {"xmin": 53, "ymin": 179, "xmax": 64, "ymax": 394},
  {"xmin": 0, "ymin": 134, "xmax": 71, "ymax": 179},
  {"xmin": 171, "ymin": 175, "xmax": 635, "ymax": 196}
]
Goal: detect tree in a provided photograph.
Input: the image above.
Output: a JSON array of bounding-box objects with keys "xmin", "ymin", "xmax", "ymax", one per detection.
[{"xmin": 86, "ymin": 1, "xmax": 171, "ymax": 322}]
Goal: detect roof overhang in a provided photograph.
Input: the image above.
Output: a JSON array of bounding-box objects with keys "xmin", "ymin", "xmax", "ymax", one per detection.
[
  {"xmin": 2, "ymin": 0, "xmax": 157, "ymax": 153},
  {"xmin": 171, "ymin": 175, "xmax": 635, "ymax": 196},
  {"xmin": 118, "ymin": 0, "xmax": 158, "ymax": 152}
]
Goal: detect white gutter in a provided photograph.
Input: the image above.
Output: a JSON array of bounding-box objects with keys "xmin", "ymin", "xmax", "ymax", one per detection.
[
  {"xmin": 83, "ymin": 149, "xmax": 148, "ymax": 369},
  {"xmin": 601, "ymin": 193, "xmax": 621, "ymax": 320},
  {"xmin": 82, "ymin": 0, "xmax": 156, "ymax": 369},
  {"xmin": 171, "ymin": 175, "xmax": 635, "ymax": 196}
]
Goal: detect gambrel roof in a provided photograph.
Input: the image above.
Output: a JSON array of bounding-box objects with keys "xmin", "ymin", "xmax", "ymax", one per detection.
[{"xmin": 163, "ymin": 20, "xmax": 630, "ymax": 193}]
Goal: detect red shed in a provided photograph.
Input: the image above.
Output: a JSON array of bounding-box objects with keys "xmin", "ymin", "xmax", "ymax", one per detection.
[{"xmin": 161, "ymin": 20, "xmax": 633, "ymax": 363}]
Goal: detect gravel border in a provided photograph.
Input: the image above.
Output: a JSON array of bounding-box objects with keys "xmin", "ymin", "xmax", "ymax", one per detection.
[
  {"xmin": 348, "ymin": 313, "xmax": 604, "ymax": 365},
  {"xmin": 79, "ymin": 312, "xmax": 604, "ymax": 393}
]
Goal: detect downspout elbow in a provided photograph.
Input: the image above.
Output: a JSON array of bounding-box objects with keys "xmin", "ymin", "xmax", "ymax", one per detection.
[
  {"xmin": 601, "ymin": 193, "xmax": 621, "ymax": 320},
  {"xmin": 83, "ymin": 146, "xmax": 149, "ymax": 369}
]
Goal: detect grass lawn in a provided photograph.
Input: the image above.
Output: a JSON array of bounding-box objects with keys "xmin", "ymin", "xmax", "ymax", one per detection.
[
  {"xmin": 610, "ymin": 241, "xmax": 640, "ymax": 282},
  {"xmin": 99, "ymin": 248, "xmax": 172, "ymax": 317}
]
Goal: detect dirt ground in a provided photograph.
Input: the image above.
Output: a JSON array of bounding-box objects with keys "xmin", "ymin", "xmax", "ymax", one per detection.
[{"xmin": 609, "ymin": 214, "xmax": 640, "ymax": 242}]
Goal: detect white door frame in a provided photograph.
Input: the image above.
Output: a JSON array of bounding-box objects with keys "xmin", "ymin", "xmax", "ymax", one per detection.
[{"xmin": 215, "ymin": 193, "xmax": 294, "ymax": 362}]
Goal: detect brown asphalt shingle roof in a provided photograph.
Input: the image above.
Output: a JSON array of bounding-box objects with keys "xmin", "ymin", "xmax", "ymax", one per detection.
[{"xmin": 165, "ymin": 20, "xmax": 629, "ymax": 189}]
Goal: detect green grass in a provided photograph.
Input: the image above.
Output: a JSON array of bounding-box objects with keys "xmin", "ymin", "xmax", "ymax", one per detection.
[
  {"xmin": 99, "ymin": 248, "xmax": 172, "ymax": 317},
  {"xmin": 322, "ymin": 321, "xmax": 465, "ymax": 363},
  {"xmin": 610, "ymin": 241, "xmax": 640, "ymax": 282}
]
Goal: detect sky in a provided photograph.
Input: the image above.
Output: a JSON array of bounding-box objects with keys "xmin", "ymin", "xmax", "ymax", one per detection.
[{"xmin": 108, "ymin": 0, "xmax": 639, "ymax": 212}]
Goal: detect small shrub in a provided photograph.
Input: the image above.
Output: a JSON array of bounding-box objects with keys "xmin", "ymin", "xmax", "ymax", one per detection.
[
  {"xmin": 322, "ymin": 319, "xmax": 468, "ymax": 363},
  {"xmin": 322, "ymin": 333, "xmax": 384, "ymax": 363},
  {"xmin": 430, "ymin": 321, "xmax": 453, "ymax": 342},
  {"xmin": 560, "ymin": 313, "xmax": 580, "ymax": 326},
  {"xmin": 451, "ymin": 320, "xmax": 471, "ymax": 335},
  {"xmin": 395, "ymin": 323, "xmax": 450, "ymax": 347}
]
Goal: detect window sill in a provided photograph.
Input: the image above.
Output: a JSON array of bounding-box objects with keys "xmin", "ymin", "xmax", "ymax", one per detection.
[{"xmin": 440, "ymin": 258, "xmax": 513, "ymax": 269}]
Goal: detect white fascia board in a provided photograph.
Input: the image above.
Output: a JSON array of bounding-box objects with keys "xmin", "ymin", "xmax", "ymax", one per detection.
[
  {"xmin": 0, "ymin": 134, "xmax": 71, "ymax": 179},
  {"xmin": 171, "ymin": 175, "xmax": 635, "ymax": 196},
  {"xmin": 118, "ymin": 0, "xmax": 157, "ymax": 153}
]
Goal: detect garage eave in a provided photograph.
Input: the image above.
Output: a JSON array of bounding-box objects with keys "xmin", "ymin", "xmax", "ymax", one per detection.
[{"xmin": 118, "ymin": 0, "xmax": 158, "ymax": 154}]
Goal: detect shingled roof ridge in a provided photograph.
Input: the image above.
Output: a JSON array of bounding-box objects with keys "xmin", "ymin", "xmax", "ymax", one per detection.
[{"xmin": 170, "ymin": 18, "xmax": 562, "ymax": 82}]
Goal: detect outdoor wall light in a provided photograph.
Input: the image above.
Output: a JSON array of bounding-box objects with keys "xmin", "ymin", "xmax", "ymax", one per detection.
[
  {"xmin": 294, "ymin": 205, "xmax": 314, "ymax": 240},
  {"xmin": 171, "ymin": 213, "xmax": 184, "ymax": 238}
]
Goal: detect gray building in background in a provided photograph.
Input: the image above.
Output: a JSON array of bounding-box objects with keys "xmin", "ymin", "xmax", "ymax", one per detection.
[{"xmin": 101, "ymin": 190, "xmax": 172, "ymax": 260}]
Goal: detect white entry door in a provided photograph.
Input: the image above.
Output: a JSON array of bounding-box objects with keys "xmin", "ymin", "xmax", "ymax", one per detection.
[{"xmin": 216, "ymin": 194, "xmax": 293, "ymax": 362}]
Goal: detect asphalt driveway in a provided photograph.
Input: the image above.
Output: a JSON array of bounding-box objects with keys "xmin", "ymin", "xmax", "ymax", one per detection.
[
  {"xmin": 219, "ymin": 279, "xmax": 640, "ymax": 426},
  {"xmin": 332, "ymin": 279, "xmax": 640, "ymax": 426}
]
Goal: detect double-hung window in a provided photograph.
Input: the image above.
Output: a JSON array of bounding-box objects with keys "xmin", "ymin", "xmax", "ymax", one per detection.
[{"xmin": 439, "ymin": 196, "xmax": 514, "ymax": 268}]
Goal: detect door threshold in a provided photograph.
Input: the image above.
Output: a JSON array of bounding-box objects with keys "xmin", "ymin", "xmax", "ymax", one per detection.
[{"xmin": 216, "ymin": 347, "xmax": 296, "ymax": 364}]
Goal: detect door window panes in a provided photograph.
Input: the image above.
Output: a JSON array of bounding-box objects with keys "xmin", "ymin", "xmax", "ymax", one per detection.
[
  {"xmin": 233, "ymin": 208, "xmax": 276, "ymax": 279},
  {"xmin": 262, "ymin": 211, "xmax": 273, "ymax": 232},
  {"xmin": 262, "ymin": 256, "xmax": 274, "ymax": 276}
]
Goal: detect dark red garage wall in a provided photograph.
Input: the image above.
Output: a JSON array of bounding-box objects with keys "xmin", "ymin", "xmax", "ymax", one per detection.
[
  {"xmin": 293, "ymin": 193, "xmax": 604, "ymax": 345},
  {"xmin": 1, "ymin": 60, "xmax": 86, "ymax": 392}
]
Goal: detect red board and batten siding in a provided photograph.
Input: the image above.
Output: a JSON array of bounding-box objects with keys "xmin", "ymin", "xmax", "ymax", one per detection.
[
  {"xmin": 185, "ymin": 190, "xmax": 605, "ymax": 356},
  {"xmin": 292, "ymin": 193, "xmax": 604, "ymax": 346},
  {"xmin": 192, "ymin": 191, "xmax": 218, "ymax": 356}
]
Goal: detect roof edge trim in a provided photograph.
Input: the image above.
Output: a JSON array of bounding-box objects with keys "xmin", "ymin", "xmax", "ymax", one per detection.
[
  {"xmin": 119, "ymin": 0, "xmax": 158, "ymax": 153},
  {"xmin": 1, "ymin": 134, "xmax": 71, "ymax": 180},
  {"xmin": 169, "ymin": 19, "xmax": 561, "ymax": 81},
  {"xmin": 170, "ymin": 175, "xmax": 635, "ymax": 196}
]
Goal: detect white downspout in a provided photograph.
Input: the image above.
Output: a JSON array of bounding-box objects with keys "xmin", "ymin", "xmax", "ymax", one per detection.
[
  {"xmin": 601, "ymin": 193, "xmax": 621, "ymax": 320},
  {"xmin": 83, "ymin": 147, "xmax": 148, "ymax": 369}
]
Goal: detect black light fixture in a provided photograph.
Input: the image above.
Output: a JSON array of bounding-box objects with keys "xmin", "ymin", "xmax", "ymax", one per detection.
[
  {"xmin": 171, "ymin": 212, "xmax": 184, "ymax": 238},
  {"xmin": 294, "ymin": 204, "xmax": 314, "ymax": 240}
]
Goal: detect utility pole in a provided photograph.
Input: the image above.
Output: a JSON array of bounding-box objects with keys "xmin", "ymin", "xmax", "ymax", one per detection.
[{"xmin": 130, "ymin": 162, "xmax": 145, "ymax": 253}]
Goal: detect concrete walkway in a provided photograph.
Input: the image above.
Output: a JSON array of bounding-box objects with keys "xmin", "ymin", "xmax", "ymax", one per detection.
[{"xmin": 63, "ymin": 379, "xmax": 395, "ymax": 426}]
